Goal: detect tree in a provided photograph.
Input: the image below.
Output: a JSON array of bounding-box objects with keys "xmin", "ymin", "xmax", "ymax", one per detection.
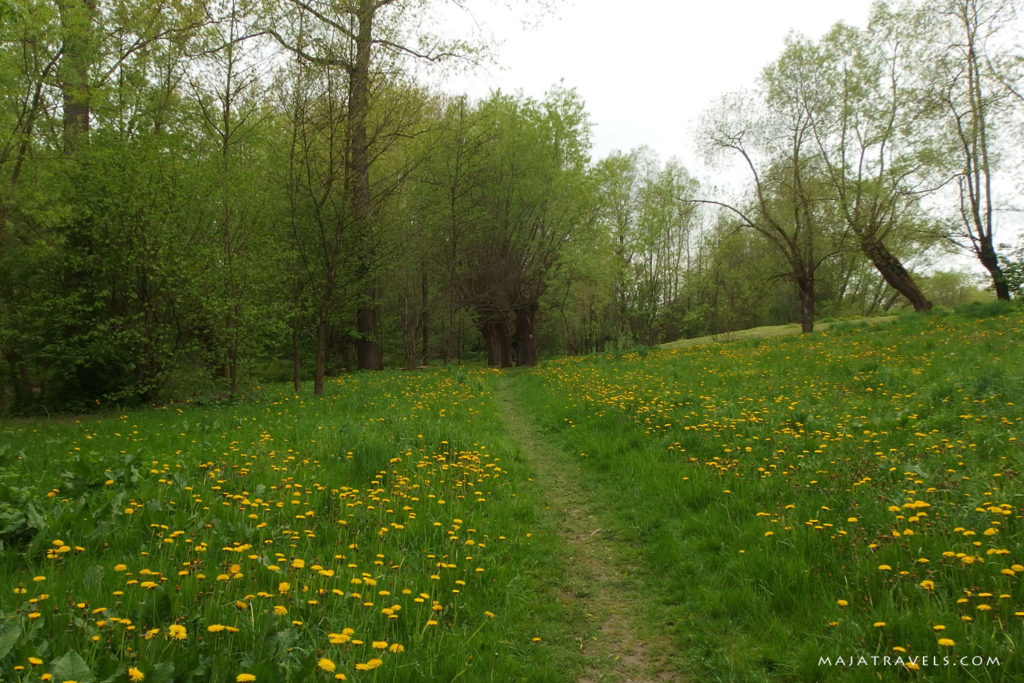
[
  {"xmin": 190, "ymin": 0, "xmax": 281, "ymax": 397},
  {"xmin": 266, "ymin": 0, "xmax": 478, "ymax": 370},
  {"xmin": 420, "ymin": 90, "xmax": 591, "ymax": 366},
  {"xmin": 769, "ymin": 16, "xmax": 939, "ymax": 311},
  {"xmin": 591, "ymin": 148, "xmax": 702, "ymax": 345},
  {"xmin": 699, "ymin": 91, "xmax": 845, "ymax": 332},
  {"xmin": 922, "ymin": 0, "xmax": 1020, "ymax": 299}
]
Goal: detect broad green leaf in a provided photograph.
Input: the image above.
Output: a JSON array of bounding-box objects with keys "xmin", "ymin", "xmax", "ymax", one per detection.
[{"xmin": 52, "ymin": 650, "xmax": 94, "ymax": 682}]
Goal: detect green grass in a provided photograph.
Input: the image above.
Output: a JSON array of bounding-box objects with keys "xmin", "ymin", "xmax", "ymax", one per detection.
[
  {"xmin": 514, "ymin": 305, "xmax": 1024, "ymax": 681},
  {"xmin": 0, "ymin": 370, "xmax": 581, "ymax": 682},
  {"xmin": 2, "ymin": 305, "xmax": 1023, "ymax": 681},
  {"xmin": 659, "ymin": 314, "xmax": 899, "ymax": 350}
]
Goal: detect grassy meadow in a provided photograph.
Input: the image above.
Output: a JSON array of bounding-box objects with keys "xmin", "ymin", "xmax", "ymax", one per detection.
[
  {"xmin": 514, "ymin": 305, "xmax": 1024, "ymax": 681},
  {"xmin": 0, "ymin": 370, "xmax": 576, "ymax": 682},
  {"xmin": 2, "ymin": 304, "xmax": 1023, "ymax": 681}
]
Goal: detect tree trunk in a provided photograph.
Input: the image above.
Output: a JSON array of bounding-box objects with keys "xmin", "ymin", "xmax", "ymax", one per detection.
[
  {"xmin": 513, "ymin": 304, "xmax": 540, "ymax": 366},
  {"xmin": 291, "ymin": 317, "xmax": 302, "ymax": 393},
  {"xmin": 861, "ymin": 237, "xmax": 932, "ymax": 311},
  {"xmin": 314, "ymin": 317, "xmax": 327, "ymax": 396},
  {"xmin": 979, "ymin": 243, "xmax": 1011, "ymax": 301},
  {"xmin": 420, "ymin": 260, "xmax": 429, "ymax": 365},
  {"xmin": 479, "ymin": 317, "xmax": 512, "ymax": 368},
  {"xmin": 350, "ymin": 1, "xmax": 382, "ymax": 370},
  {"xmin": 356, "ymin": 285, "xmax": 382, "ymax": 370},
  {"xmin": 797, "ymin": 277, "xmax": 815, "ymax": 333},
  {"xmin": 59, "ymin": 0, "xmax": 96, "ymax": 154}
]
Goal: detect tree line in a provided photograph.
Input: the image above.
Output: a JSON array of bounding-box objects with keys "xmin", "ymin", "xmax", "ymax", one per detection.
[{"xmin": 1, "ymin": 0, "xmax": 1021, "ymax": 413}]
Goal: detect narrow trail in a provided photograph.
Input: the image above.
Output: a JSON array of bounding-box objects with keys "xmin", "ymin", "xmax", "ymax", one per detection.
[{"xmin": 497, "ymin": 377, "xmax": 681, "ymax": 683}]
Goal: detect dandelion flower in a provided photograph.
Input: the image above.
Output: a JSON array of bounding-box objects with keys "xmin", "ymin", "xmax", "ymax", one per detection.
[
  {"xmin": 129, "ymin": 668, "xmax": 145, "ymax": 681},
  {"xmin": 836, "ymin": 599, "xmax": 848, "ymax": 607},
  {"xmin": 354, "ymin": 659, "xmax": 382, "ymax": 671},
  {"xmin": 938, "ymin": 638, "xmax": 955, "ymax": 647},
  {"xmin": 372, "ymin": 641, "xmax": 388, "ymax": 650},
  {"xmin": 874, "ymin": 622, "xmax": 886, "ymax": 628},
  {"xmin": 388, "ymin": 643, "xmax": 404, "ymax": 653},
  {"xmin": 317, "ymin": 658, "xmax": 336, "ymax": 672},
  {"xmin": 919, "ymin": 580, "xmax": 935, "ymax": 591},
  {"xmin": 236, "ymin": 675, "xmax": 256, "ymax": 682},
  {"xmin": 167, "ymin": 624, "xmax": 187, "ymax": 641},
  {"xmin": 877, "ymin": 565, "xmax": 892, "ymax": 571}
]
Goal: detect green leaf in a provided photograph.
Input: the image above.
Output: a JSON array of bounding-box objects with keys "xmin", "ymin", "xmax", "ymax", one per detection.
[
  {"xmin": 52, "ymin": 650, "xmax": 95, "ymax": 682},
  {"xmin": 0, "ymin": 619, "xmax": 21, "ymax": 659},
  {"xmin": 24, "ymin": 503, "xmax": 47, "ymax": 532},
  {"xmin": 148, "ymin": 661, "xmax": 177, "ymax": 683}
]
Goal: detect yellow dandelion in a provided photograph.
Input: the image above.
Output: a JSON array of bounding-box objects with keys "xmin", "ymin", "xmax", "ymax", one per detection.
[
  {"xmin": 129, "ymin": 667, "xmax": 145, "ymax": 681},
  {"xmin": 938, "ymin": 638, "xmax": 955, "ymax": 647},
  {"xmin": 236, "ymin": 675, "xmax": 256, "ymax": 683},
  {"xmin": 874, "ymin": 622, "xmax": 886, "ymax": 628},
  {"xmin": 388, "ymin": 643, "xmax": 404, "ymax": 653},
  {"xmin": 167, "ymin": 624, "xmax": 187, "ymax": 641},
  {"xmin": 317, "ymin": 658, "xmax": 336, "ymax": 672},
  {"xmin": 836, "ymin": 599, "xmax": 848, "ymax": 607},
  {"xmin": 371, "ymin": 641, "xmax": 388, "ymax": 650},
  {"xmin": 919, "ymin": 580, "xmax": 935, "ymax": 591},
  {"xmin": 877, "ymin": 565, "xmax": 892, "ymax": 571}
]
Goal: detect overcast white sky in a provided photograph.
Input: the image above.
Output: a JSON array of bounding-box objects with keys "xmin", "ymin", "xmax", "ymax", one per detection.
[{"xmin": 436, "ymin": 0, "xmax": 878, "ymax": 168}]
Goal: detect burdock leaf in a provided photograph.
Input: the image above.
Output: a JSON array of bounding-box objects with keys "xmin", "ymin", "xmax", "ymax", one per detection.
[{"xmin": 52, "ymin": 650, "xmax": 95, "ymax": 682}]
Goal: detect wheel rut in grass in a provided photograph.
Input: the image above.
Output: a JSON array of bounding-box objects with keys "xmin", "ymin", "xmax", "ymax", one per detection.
[{"xmin": 497, "ymin": 377, "xmax": 681, "ymax": 683}]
